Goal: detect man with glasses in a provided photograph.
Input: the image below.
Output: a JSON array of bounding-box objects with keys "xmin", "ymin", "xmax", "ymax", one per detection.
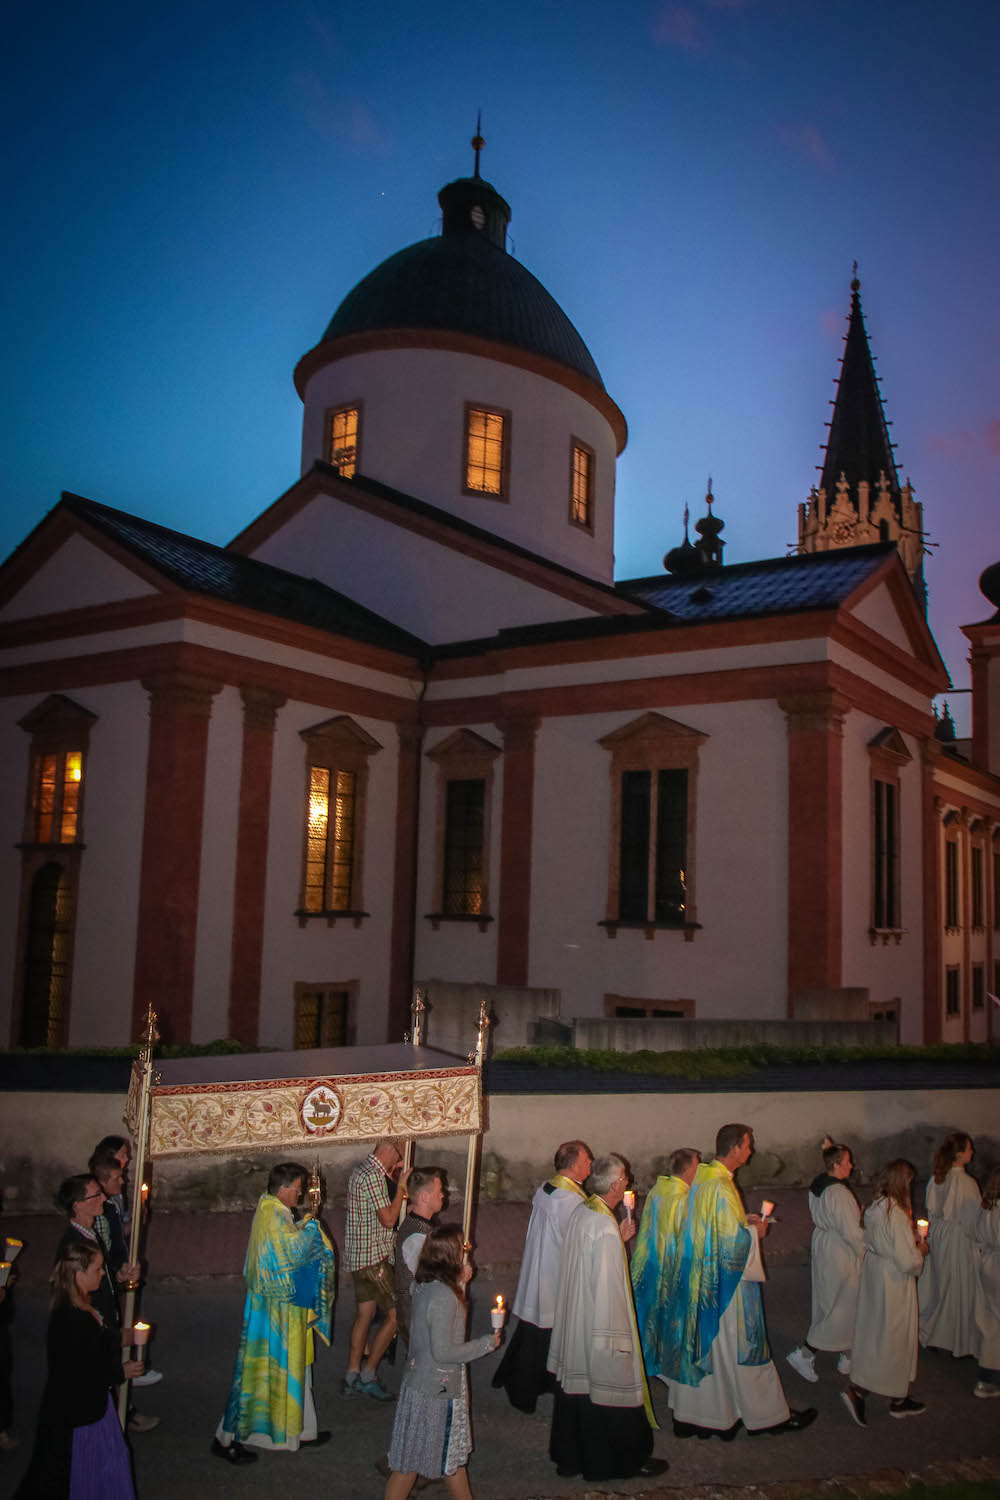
[
  {"xmin": 342, "ymin": 1139, "xmax": 411, "ymax": 1400},
  {"xmin": 547, "ymin": 1154, "xmax": 667, "ymax": 1483}
]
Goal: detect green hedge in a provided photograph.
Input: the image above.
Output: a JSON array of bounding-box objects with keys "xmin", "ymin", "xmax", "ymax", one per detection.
[
  {"xmin": 494, "ymin": 1041, "xmax": 1000, "ymax": 1079},
  {"xmin": 6, "ymin": 1038, "xmax": 256, "ymax": 1060}
]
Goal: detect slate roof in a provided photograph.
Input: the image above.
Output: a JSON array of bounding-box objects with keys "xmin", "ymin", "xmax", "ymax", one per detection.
[
  {"xmin": 60, "ymin": 492, "xmax": 428, "ymax": 656},
  {"xmin": 316, "ymin": 229, "xmax": 604, "ymax": 387},
  {"xmin": 618, "ymin": 542, "xmax": 895, "ymax": 621}
]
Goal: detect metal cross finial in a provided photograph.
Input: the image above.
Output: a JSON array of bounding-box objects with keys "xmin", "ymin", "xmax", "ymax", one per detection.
[
  {"xmin": 683, "ymin": 503, "xmax": 690, "ymax": 539},
  {"xmin": 471, "ymin": 110, "xmax": 485, "ymax": 179},
  {"xmin": 706, "ymin": 476, "xmax": 713, "ymax": 509}
]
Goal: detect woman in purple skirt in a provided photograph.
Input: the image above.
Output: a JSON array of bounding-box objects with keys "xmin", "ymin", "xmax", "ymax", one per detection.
[{"xmin": 15, "ymin": 1239, "xmax": 142, "ymax": 1498}]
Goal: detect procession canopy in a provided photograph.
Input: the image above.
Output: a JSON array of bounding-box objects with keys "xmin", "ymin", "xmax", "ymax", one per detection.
[{"xmin": 126, "ymin": 1044, "xmax": 482, "ymax": 1160}]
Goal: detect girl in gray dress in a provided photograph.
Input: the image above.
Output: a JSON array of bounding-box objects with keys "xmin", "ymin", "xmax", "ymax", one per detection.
[{"xmin": 384, "ymin": 1226, "xmax": 500, "ymax": 1500}]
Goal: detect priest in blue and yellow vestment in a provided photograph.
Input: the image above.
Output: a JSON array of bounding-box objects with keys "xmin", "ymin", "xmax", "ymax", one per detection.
[
  {"xmin": 660, "ymin": 1124, "xmax": 815, "ymax": 1438},
  {"xmin": 214, "ymin": 1161, "xmax": 335, "ymax": 1462},
  {"xmin": 630, "ymin": 1147, "xmax": 700, "ymax": 1378}
]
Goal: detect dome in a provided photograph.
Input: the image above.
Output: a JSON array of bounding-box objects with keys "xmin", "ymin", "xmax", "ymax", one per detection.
[{"xmin": 296, "ymin": 175, "xmax": 606, "ymax": 394}]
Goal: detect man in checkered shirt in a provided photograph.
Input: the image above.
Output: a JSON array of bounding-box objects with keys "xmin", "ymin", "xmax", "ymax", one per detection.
[{"xmin": 342, "ymin": 1138, "xmax": 411, "ymax": 1400}]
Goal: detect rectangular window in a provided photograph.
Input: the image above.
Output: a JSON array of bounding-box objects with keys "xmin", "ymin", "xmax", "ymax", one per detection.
[
  {"xmin": 295, "ymin": 985, "xmax": 351, "ymax": 1049},
  {"xmin": 945, "ymin": 841, "xmax": 959, "ymax": 928},
  {"xmin": 872, "ymin": 778, "xmax": 899, "ymax": 928},
  {"xmin": 972, "ymin": 846, "xmax": 984, "ymax": 928},
  {"xmin": 569, "ymin": 440, "xmax": 594, "ymax": 530},
  {"xmin": 945, "ymin": 966, "xmax": 961, "ymax": 1016},
  {"xmin": 442, "ymin": 778, "xmax": 486, "ymax": 916},
  {"xmin": 327, "ymin": 405, "xmax": 360, "ymax": 478},
  {"xmin": 464, "ymin": 405, "xmax": 507, "ymax": 497},
  {"xmin": 30, "ymin": 749, "xmax": 83, "ymax": 844},
  {"xmin": 304, "ymin": 767, "xmax": 356, "ymax": 912},
  {"xmin": 618, "ymin": 769, "xmax": 688, "ymax": 925},
  {"xmin": 972, "ymin": 964, "xmax": 985, "ymax": 1011}
]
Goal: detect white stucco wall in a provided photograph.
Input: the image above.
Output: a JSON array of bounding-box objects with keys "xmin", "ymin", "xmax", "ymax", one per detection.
[
  {"xmin": 0, "ymin": 534, "xmax": 156, "ymax": 621},
  {"xmin": 525, "ymin": 700, "xmax": 789, "ymax": 1019},
  {"xmin": 248, "ymin": 490, "xmax": 599, "ymax": 645},
  {"xmin": 839, "ymin": 713, "xmax": 924, "ymax": 1041},
  {"xmin": 256, "ymin": 699, "xmax": 399, "ymax": 1049},
  {"xmin": 300, "ymin": 347, "xmax": 618, "ymax": 582},
  {"xmin": 848, "ymin": 582, "xmax": 913, "ymax": 652}
]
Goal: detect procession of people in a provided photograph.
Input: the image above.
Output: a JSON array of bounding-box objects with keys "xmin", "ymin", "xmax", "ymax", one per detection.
[{"xmin": 4, "ymin": 1122, "xmax": 998, "ymax": 1496}]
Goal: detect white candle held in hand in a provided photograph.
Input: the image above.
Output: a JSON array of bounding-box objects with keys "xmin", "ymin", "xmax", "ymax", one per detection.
[
  {"xmin": 917, "ymin": 1219, "xmax": 929, "ymax": 1240},
  {"xmin": 622, "ymin": 1190, "xmax": 635, "ymax": 1223},
  {"xmin": 132, "ymin": 1321, "xmax": 150, "ymax": 1347},
  {"xmin": 491, "ymin": 1295, "xmax": 505, "ymax": 1332},
  {"xmin": 760, "ymin": 1200, "xmax": 775, "ymax": 1219}
]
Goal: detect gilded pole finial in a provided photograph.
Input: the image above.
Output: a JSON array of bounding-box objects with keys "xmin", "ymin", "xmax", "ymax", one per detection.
[
  {"xmin": 410, "ymin": 986, "xmax": 426, "ymax": 1048},
  {"xmin": 473, "ymin": 995, "xmax": 491, "ymax": 1068}
]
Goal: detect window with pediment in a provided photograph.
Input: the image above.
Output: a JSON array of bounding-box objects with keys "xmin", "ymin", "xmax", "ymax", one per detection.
[
  {"xmin": 425, "ymin": 730, "xmax": 500, "ymax": 926},
  {"xmin": 599, "ymin": 712, "xmax": 707, "ymax": 936},
  {"xmin": 298, "ymin": 716, "xmax": 381, "ymax": 923}
]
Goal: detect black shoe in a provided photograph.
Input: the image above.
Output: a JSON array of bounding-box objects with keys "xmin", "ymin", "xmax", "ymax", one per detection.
[
  {"xmin": 672, "ymin": 1418, "xmax": 697, "ymax": 1439},
  {"xmin": 636, "ymin": 1458, "xmax": 670, "ymax": 1477},
  {"xmin": 719, "ymin": 1421, "xmax": 742, "ymax": 1442},
  {"xmin": 889, "ymin": 1396, "xmax": 925, "ymax": 1418},
  {"xmin": 840, "ymin": 1387, "xmax": 867, "ymax": 1427},
  {"xmin": 749, "ymin": 1407, "xmax": 817, "ymax": 1435},
  {"xmin": 300, "ymin": 1431, "xmax": 331, "ymax": 1446},
  {"xmin": 211, "ymin": 1439, "xmax": 258, "ymax": 1466},
  {"xmin": 556, "ymin": 1465, "xmax": 581, "ymax": 1477}
]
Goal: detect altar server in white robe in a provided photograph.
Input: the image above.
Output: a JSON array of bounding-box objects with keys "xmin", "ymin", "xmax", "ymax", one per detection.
[
  {"xmin": 492, "ymin": 1139, "xmax": 592, "ymax": 1412},
  {"xmin": 663, "ymin": 1123, "xmax": 816, "ymax": 1439},
  {"xmin": 973, "ymin": 1165, "xmax": 1000, "ymax": 1399},
  {"xmin": 787, "ymin": 1139, "xmax": 865, "ymax": 1383},
  {"xmin": 843, "ymin": 1160, "xmax": 928, "ymax": 1426},
  {"xmin": 918, "ymin": 1132, "xmax": 981, "ymax": 1358},
  {"xmin": 547, "ymin": 1154, "xmax": 666, "ymax": 1484}
]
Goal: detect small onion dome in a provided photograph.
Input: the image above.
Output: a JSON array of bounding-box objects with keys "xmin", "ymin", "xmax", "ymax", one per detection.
[
  {"xmin": 694, "ymin": 478, "xmax": 725, "ymax": 540},
  {"xmin": 934, "ymin": 702, "xmax": 957, "ymax": 743},
  {"xmin": 664, "ymin": 505, "xmax": 702, "ymax": 576},
  {"xmin": 979, "ymin": 560, "xmax": 1000, "ymax": 618}
]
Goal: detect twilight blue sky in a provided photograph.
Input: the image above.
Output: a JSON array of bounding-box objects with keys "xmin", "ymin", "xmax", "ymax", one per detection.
[{"xmin": 3, "ymin": 1, "xmax": 997, "ymax": 725}]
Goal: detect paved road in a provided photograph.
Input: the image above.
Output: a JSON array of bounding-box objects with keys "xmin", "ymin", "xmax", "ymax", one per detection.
[{"xmin": 4, "ymin": 1264, "xmax": 996, "ymax": 1500}]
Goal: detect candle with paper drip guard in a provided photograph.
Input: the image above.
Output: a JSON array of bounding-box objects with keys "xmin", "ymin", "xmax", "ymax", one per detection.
[
  {"xmin": 491, "ymin": 1295, "xmax": 506, "ymax": 1332},
  {"xmin": 760, "ymin": 1200, "xmax": 775, "ymax": 1220},
  {"xmin": 917, "ymin": 1218, "xmax": 929, "ymax": 1240},
  {"xmin": 4, "ymin": 1238, "xmax": 22, "ymax": 1263},
  {"xmin": 131, "ymin": 1321, "xmax": 151, "ymax": 1370},
  {"xmin": 0, "ymin": 1263, "xmax": 11, "ymax": 1289},
  {"xmin": 622, "ymin": 1190, "xmax": 636, "ymax": 1224}
]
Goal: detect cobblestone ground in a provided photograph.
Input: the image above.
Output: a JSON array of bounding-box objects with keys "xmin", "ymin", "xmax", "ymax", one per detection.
[{"xmin": 4, "ymin": 1263, "xmax": 998, "ymax": 1500}]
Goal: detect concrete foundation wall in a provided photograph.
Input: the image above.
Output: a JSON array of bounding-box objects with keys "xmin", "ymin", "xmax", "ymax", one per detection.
[{"xmin": 3, "ymin": 1086, "xmax": 997, "ymax": 1213}]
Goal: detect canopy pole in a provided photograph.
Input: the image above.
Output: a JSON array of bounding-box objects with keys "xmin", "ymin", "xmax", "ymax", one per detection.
[
  {"xmin": 462, "ymin": 996, "xmax": 490, "ymax": 1260},
  {"xmin": 117, "ymin": 1004, "xmax": 158, "ymax": 1426},
  {"xmin": 399, "ymin": 986, "xmax": 426, "ymax": 1221}
]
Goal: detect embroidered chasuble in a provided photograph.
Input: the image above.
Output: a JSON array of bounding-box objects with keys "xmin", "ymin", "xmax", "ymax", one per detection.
[
  {"xmin": 660, "ymin": 1162, "xmax": 769, "ymax": 1386},
  {"xmin": 631, "ymin": 1176, "xmax": 689, "ymax": 1376},
  {"xmin": 221, "ymin": 1195, "xmax": 335, "ymax": 1448}
]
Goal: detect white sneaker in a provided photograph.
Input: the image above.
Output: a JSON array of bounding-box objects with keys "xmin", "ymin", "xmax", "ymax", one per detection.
[
  {"xmin": 786, "ymin": 1347, "xmax": 818, "ymax": 1383},
  {"xmin": 132, "ymin": 1368, "xmax": 163, "ymax": 1387},
  {"xmin": 973, "ymin": 1380, "xmax": 1000, "ymax": 1398},
  {"xmin": 837, "ymin": 1354, "xmax": 851, "ymax": 1376}
]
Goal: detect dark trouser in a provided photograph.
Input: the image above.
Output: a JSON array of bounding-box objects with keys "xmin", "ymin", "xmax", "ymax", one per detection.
[
  {"xmin": 549, "ymin": 1386, "xmax": 653, "ymax": 1481},
  {"xmin": 492, "ymin": 1319, "xmax": 555, "ymax": 1413}
]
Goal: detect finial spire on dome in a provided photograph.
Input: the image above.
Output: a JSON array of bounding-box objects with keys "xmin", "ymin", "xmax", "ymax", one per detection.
[
  {"xmin": 851, "ymin": 259, "xmax": 859, "ymax": 292},
  {"xmin": 471, "ymin": 110, "xmax": 485, "ymax": 179}
]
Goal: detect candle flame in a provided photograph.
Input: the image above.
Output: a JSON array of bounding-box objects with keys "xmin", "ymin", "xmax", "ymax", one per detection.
[{"xmin": 495, "ymin": 1295, "xmax": 503, "ymax": 1310}]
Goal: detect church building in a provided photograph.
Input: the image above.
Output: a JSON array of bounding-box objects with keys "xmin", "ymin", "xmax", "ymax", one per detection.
[{"xmin": 1, "ymin": 148, "xmax": 998, "ymax": 1052}]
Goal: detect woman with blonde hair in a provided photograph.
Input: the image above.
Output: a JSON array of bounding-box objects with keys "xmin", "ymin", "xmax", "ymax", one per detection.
[
  {"xmin": 973, "ymin": 1165, "xmax": 1000, "ymax": 1398},
  {"xmin": 917, "ymin": 1132, "xmax": 981, "ymax": 1357},
  {"xmin": 383, "ymin": 1225, "xmax": 500, "ymax": 1499},
  {"xmin": 15, "ymin": 1239, "xmax": 143, "ymax": 1498},
  {"xmin": 842, "ymin": 1160, "xmax": 927, "ymax": 1426}
]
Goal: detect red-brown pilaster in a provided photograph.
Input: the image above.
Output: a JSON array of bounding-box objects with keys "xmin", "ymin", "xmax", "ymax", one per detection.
[
  {"xmin": 970, "ymin": 645, "xmax": 990, "ymax": 773},
  {"xmin": 228, "ymin": 687, "xmax": 286, "ymax": 1046},
  {"xmin": 388, "ymin": 721, "xmax": 423, "ymax": 1041},
  {"xmin": 132, "ymin": 670, "xmax": 222, "ymax": 1041},
  {"xmin": 496, "ymin": 715, "xmax": 539, "ymax": 988},
  {"xmin": 779, "ymin": 691, "xmax": 849, "ymax": 1009},
  {"xmin": 921, "ymin": 739, "xmax": 943, "ymax": 1042}
]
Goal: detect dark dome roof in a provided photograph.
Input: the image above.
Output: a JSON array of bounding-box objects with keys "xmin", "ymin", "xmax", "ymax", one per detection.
[{"xmin": 317, "ymin": 183, "xmax": 604, "ymax": 388}]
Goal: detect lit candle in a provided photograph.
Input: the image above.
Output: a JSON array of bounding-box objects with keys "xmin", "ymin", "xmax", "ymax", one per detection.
[
  {"xmin": 140, "ymin": 1183, "xmax": 149, "ymax": 1207},
  {"xmin": 491, "ymin": 1294, "xmax": 506, "ymax": 1332},
  {"xmin": 4, "ymin": 1238, "xmax": 22, "ymax": 1262},
  {"xmin": 916, "ymin": 1218, "xmax": 929, "ymax": 1240},
  {"xmin": 622, "ymin": 1190, "xmax": 636, "ymax": 1223},
  {"xmin": 132, "ymin": 1321, "xmax": 150, "ymax": 1348},
  {"xmin": 760, "ymin": 1200, "xmax": 775, "ymax": 1219},
  {"xmin": 0, "ymin": 1263, "xmax": 11, "ymax": 1289}
]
